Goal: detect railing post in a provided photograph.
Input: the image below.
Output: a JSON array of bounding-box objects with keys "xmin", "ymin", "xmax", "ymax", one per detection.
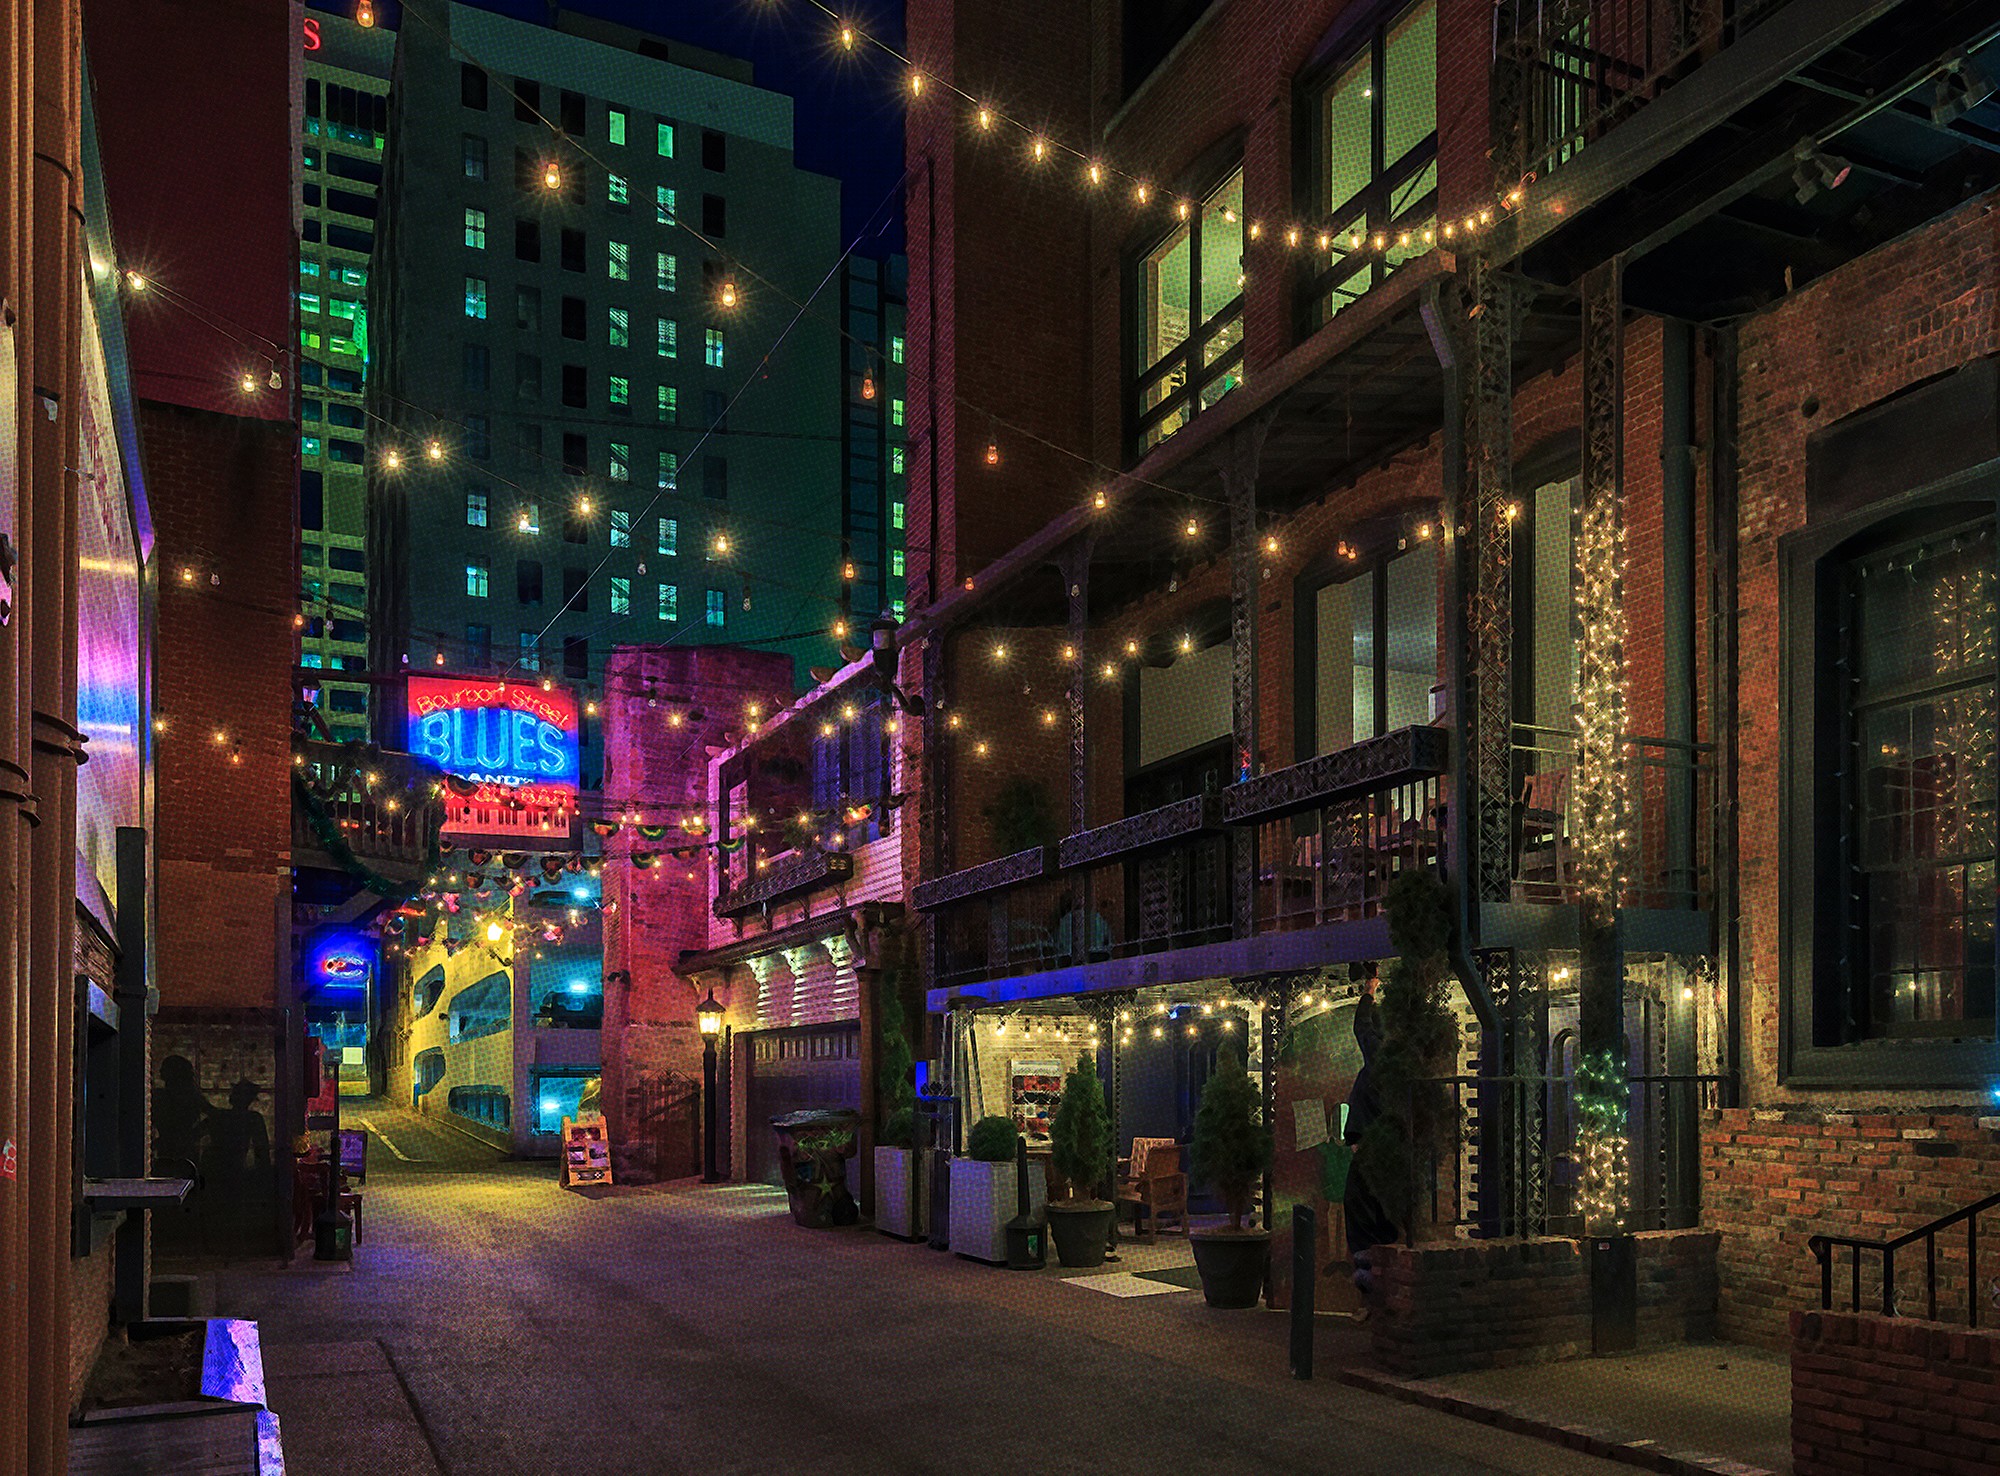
[
  {"xmin": 1882, "ymin": 1248, "xmax": 1896, "ymax": 1319},
  {"xmin": 1816, "ymin": 1240, "xmax": 1831, "ymax": 1310}
]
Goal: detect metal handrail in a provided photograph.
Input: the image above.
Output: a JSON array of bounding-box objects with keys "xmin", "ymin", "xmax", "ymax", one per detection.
[{"xmin": 1809, "ymin": 1190, "xmax": 2000, "ymax": 1326}]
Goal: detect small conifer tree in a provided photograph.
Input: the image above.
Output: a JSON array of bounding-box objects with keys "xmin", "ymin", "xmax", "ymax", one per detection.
[
  {"xmin": 1048, "ymin": 1053, "xmax": 1112, "ymax": 1204},
  {"xmin": 876, "ymin": 970, "xmax": 916, "ymax": 1149},
  {"xmin": 1190, "ymin": 1047, "xmax": 1273, "ymax": 1231}
]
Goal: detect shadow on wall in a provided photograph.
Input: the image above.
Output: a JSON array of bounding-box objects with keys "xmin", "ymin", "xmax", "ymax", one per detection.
[{"xmin": 152, "ymin": 1054, "xmax": 276, "ymax": 1256}]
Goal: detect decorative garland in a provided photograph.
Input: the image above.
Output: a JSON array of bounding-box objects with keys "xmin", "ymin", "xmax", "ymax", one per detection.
[{"xmin": 1574, "ymin": 1046, "xmax": 1631, "ymax": 1234}]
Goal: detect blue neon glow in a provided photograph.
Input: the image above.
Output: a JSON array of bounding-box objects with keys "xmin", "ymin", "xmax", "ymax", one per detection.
[
  {"xmin": 567, "ymin": 980, "xmax": 589, "ymax": 995},
  {"xmin": 411, "ymin": 705, "xmax": 577, "ymax": 787}
]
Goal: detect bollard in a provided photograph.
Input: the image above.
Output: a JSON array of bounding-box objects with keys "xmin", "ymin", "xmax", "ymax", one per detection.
[{"xmin": 1290, "ymin": 1203, "xmax": 1315, "ymax": 1380}]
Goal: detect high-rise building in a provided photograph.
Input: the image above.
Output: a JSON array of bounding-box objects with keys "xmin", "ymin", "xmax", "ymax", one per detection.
[
  {"xmin": 372, "ymin": 2, "xmax": 844, "ymax": 785},
  {"xmin": 839, "ymin": 254, "xmax": 907, "ymax": 625},
  {"xmin": 299, "ymin": 6, "xmax": 395, "ymax": 740}
]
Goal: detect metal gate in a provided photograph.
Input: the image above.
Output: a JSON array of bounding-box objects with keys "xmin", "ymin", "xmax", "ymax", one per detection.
[{"xmin": 743, "ymin": 1023, "xmax": 861, "ymax": 1185}]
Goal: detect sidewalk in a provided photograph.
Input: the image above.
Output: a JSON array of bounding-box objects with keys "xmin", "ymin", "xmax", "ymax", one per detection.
[{"xmin": 1339, "ymin": 1342, "xmax": 1791, "ymax": 1476}]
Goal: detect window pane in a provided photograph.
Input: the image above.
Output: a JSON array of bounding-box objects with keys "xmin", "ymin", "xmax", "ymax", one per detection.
[
  {"xmin": 655, "ymin": 185, "xmax": 676, "ymax": 224},
  {"xmin": 1383, "ymin": 0, "xmax": 1438, "ymax": 167},
  {"xmin": 657, "ymin": 385, "xmax": 677, "ymax": 423},
  {"xmin": 1384, "ymin": 546, "xmax": 1438, "ymax": 731},
  {"xmin": 656, "ymin": 252, "xmax": 677, "ymax": 291},
  {"xmin": 1199, "ymin": 169, "xmax": 1244, "ymax": 322},
  {"xmin": 610, "ymin": 577, "xmax": 631, "ymax": 615},
  {"xmin": 658, "ymin": 583, "xmax": 677, "ymax": 620},
  {"xmin": 519, "ymin": 632, "xmax": 540, "ymax": 669},
  {"xmin": 609, "ymin": 240, "xmax": 629, "ymax": 281},
  {"xmin": 1140, "ymin": 219, "xmax": 1192, "ymax": 370},
  {"xmin": 464, "ymin": 207, "xmax": 486, "ymax": 249},
  {"xmin": 608, "ymin": 173, "xmax": 628, "ymax": 206},
  {"xmin": 658, "ymin": 318, "xmax": 678, "ymax": 357},
  {"xmin": 609, "ymin": 441, "xmax": 629, "ymax": 481},
  {"xmin": 464, "ymin": 276, "xmax": 487, "ymax": 319},
  {"xmin": 657, "ymin": 122, "xmax": 675, "ymax": 158},
  {"xmin": 705, "ymin": 588, "xmax": 725, "ymax": 627},
  {"xmin": 466, "ymin": 562, "xmax": 489, "ymax": 597},
  {"xmin": 466, "ymin": 488, "xmax": 488, "ymax": 526},
  {"xmin": 704, "ymin": 328, "xmax": 725, "ymax": 368},
  {"xmin": 658, "ymin": 517, "xmax": 677, "ymax": 554},
  {"xmin": 608, "ymin": 108, "xmax": 626, "ymax": 145},
  {"xmin": 1323, "ymin": 52, "xmax": 1373, "ymax": 219},
  {"xmin": 608, "ymin": 306, "xmax": 629, "ymax": 347},
  {"xmin": 611, "ymin": 510, "xmax": 630, "ymax": 547}
]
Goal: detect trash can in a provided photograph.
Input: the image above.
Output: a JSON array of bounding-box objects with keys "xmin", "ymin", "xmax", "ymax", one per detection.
[{"xmin": 1003, "ymin": 1138, "xmax": 1045, "ymax": 1270}]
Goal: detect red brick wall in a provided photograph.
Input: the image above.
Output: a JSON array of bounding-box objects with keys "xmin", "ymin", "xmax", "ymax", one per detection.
[
  {"xmin": 1702, "ymin": 1108, "xmax": 2000, "ymax": 1349},
  {"xmin": 1734, "ymin": 192, "xmax": 2000, "ymax": 1108},
  {"xmin": 599, "ymin": 645, "xmax": 794, "ymax": 1175},
  {"xmin": 149, "ymin": 402, "xmax": 296, "ymax": 1011},
  {"xmin": 1370, "ymin": 1229, "xmax": 1718, "ymax": 1377},
  {"xmin": 1792, "ymin": 1310, "xmax": 2000, "ymax": 1476},
  {"xmin": 65, "ymin": 1240, "xmax": 115, "ymax": 1412}
]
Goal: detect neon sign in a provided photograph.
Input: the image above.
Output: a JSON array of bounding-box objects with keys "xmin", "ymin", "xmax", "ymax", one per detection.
[
  {"xmin": 303, "ymin": 16, "xmax": 321, "ymax": 51},
  {"xmin": 308, "ymin": 930, "xmax": 374, "ymax": 994},
  {"xmin": 407, "ymin": 677, "xmax": 580, "ymax": 839}
]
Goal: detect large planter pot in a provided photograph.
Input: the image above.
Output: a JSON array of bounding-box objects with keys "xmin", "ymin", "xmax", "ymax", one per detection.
[
  {"xmin": 1191, "ymin": 1229, "xmax": 1273, "ymax": 1308},
  {"xmin": 948, "ymin": 1156, "xmax": 1046, "ymax": 1264},
  {"xmin": 874, "ymin": 1146, "xmax": 920, "ymax": 1240},
  {"xmin": 1046, "ymin": 1200, "xmax": 1115, "ymax": 1269},
  {"xmin": 771, "ymin": 1109, "xmax": 860, "ymax": 1229}
]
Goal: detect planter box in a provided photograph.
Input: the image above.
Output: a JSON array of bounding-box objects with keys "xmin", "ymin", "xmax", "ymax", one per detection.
[
  {"xmin": 874, "ymin": 1146, "xmax": 923, "ymax": 1240},
  {"xmin": 948, "ymin": 1157, "xmax": 1047, "ymax": 1264},
  {"xmin": 70, "ymin": 1318, "xmax": 280, "ymax": 1475}
]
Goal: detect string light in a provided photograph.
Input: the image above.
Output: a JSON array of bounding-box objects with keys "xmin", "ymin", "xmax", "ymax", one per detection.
[
  {"xmin": 1184, "ymin": 516, "xmax": 1199, "ymax": 538},
  {"xmin": 712, "ymin": 533, "xmax": 731, "ymax": 555},
  {"xmin": 1032, "ymin": 138, "xmax": 1047, "ymax": 162},
  {"xmin": 1092, "ymin": 489, "xmax": 1107, "ymax": 510},
  {"xmin": 861, "ymin": 372, "xmax": 875, "ymax": 400},
  {"xmin": 838, "ymin": 22, "xmax": 854, "ymax": 49},
  {"xmin": 425, "ymin": 438, "xmax": 443, "ymax": 461},
  {"xmin": 543, "ymin": 161, "xmax": 562, "ymax": 191},
  {"xmin": 976, "ymin": 105, "xmax": 992, "ymax": 130},
  {"xmin": 123, "ymin": 270, "xmax": 147, "ymax": 292},
  {"xmin": 383, "ymin": 449, "xmax": 403, "ymax": 472},
  {"xmin": 908, "ymin": 70, "xmax": 924, "ymax": 97},
  {"xmin": 576, "ymin": 495, "xmax": 593, "ymax": 516},
  {"xmin": 356, "ymin": 0, "xmax": 374, "ymax": 26},
  {"xmin": 238, "ymin": 372, "xmax": 257, "ymax": 394},
  {"xmin": 1087, "ymin": 160, "xmax": 1102, "ymax": 185},
  {"xmin": 720, "ymin": 280, "xmax": 739, "ymax": 308},
  {"xmin": 832, "ymin": 618, "xmax": 849, "ymax": 639},
  {"xmin": 985, "ymin": 437, "xmax": 999, "ymax": 466},
  {"xmin": 1099, "ymin": 662, "xmax": 1116, "ymax": 679},
  {"xmin": 974, "ymin": 740, "xmax": 989, "ymax": 757},
  {"xmin": 1059, "ymin": 643, "xmax": 1075, "ymax": 662},
  {"xmin": 992, "ymin": 642, "xmax": 1007, "ymax": 661},
  {"xmin": 1124, "ymin": 639, "xmax": 1139, "ymax": 657}
]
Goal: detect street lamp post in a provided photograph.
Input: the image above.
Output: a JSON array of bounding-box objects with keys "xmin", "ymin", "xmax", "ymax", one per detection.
[{"xmin": 698, "ymin": 991, "xmax": 723, "ymax": 1183}]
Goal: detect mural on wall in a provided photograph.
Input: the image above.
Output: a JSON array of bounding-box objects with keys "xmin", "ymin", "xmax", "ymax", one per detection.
[
  {"xmin": 1266, "ymin": 1002, "xmax": 1367, "ymax": 1313},
  {"xmin": 151, "ymin": 1041, "xmax": 276, "ymax": 1255},
  {"xmin": 407, "ymin": 676, "xmax": 580, "ymax": 842},
  {"xmin": 74, "ymin": 272, "xmax": 149, "ymax": 927}
]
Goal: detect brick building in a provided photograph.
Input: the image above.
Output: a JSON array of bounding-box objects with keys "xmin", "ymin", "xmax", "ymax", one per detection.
[
  {"xmin": 889, "ymin": 0, "xmax": 2000, "ymax": 1373},
  {"xmin": 86, "ymin": 0, "xmax": 301, "ymax": 1263}
]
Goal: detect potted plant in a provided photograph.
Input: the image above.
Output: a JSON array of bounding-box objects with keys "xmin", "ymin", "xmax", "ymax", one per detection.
[
  {"xmin": 949, "ymin": 1115, "xmax": 1042, "ymax": 1264},
  {"xmin": 872, "ymin": 970, "xmax": 921, "ymax": 1240},
  {"xmin": 1045, "ymin": 1053, "xmax": 1115, "ymax": 1267},
  {"xmin": 1189, "ymin": 1046, "xmax": 1275, "ymax": 1307}
]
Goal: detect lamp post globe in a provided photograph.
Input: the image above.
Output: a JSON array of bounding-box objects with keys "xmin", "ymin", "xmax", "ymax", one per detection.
[{"xmin": 698, "ymin": 991, "xmax": 723, "ymax": 1182}]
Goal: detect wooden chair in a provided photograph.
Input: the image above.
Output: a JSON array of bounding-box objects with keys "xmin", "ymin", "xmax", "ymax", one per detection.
[
  {"xmin": 1115, "ymin": 1138, "xmax": 1188, "ymax": 1243},
  {"xmin": 1515, "ymin": 766, "xmax": 1572, "ymax": 894}
]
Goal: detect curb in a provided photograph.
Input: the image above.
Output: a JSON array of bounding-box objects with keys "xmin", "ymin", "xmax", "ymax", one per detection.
[{"xmin": 1333, "ymin": 1367, "xmax": 1780, "ymax": 1476}]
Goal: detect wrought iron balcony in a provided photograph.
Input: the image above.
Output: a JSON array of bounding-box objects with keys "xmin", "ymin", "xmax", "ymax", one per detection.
[
  {"xmin": 714, "ymin": 846, "xmax": 855, "ymax": 919},
  {"xmin": 291, "ymin": 739, "xmax": 445, "ymax": 873}
]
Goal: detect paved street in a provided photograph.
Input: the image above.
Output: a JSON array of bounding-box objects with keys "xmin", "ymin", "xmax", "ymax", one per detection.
[{"xmin": 208, "ymin": 1102, "xmax": 1629, "ymax": 1476}]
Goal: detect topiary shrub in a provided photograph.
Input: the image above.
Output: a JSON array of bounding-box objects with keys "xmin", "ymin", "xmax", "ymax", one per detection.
[
  {"xmin": 876, "ymin": 967, "xmax": 917, "ymax": 1149},
  {"xmin": 1354, "ymin": 868, "xmax": 1460, "ymax": 1230},
  {"xmin": 1048, "ymin": 1053, "xmax": 1112, "ymax": 1205},
  {"xmin": 966, "ymin": 1115, "xmax": 1019, "ymax": 1162},
  {"xmin": 1190, "ymin": 1046, "xmax": 1272, "ymax": 1232}
]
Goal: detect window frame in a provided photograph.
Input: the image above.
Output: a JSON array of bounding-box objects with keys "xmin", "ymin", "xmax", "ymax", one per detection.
[
  {"xmin": 1294, "ymin": 0, "xmax": 1440, "ymax": 328},
  {"xmin": 1780, "ymin": 464, "xmax": 2000, "ymax": 1087},
  {"xmin": 1125, "ymin": 155, "xmax": 1248, "ymax": 461}
]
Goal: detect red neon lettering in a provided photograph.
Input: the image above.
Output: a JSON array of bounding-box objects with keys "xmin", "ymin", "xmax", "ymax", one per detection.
[{"xmin": 303, "ymin": 16, "xmax": 321, "ymax": 51}]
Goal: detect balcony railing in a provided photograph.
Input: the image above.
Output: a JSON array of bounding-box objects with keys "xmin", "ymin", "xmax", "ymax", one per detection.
[
  {"xmin": 1248, "ymin": 771, "xmax": 1447, "ymax": 933},
  {"xmin": 291, "ymin": 739, "xmax": 444, "ymax": 869},
  {"xmin": 1495, "ymin": 0, "xmax": 1793, "ymax": 187},
  {"xmin": 1512, "ymin": 725, "xmax": 1715, "ymax": 909}
]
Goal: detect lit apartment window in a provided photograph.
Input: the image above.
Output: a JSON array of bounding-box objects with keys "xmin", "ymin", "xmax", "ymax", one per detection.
[
  {"xmin": 657, "ymin": 517, "xmax": 677, "ymax": 555},
  {"xmin": 705, "ymin": 589, "xmax": 725, "ymax": 627},
  {"xmin": 608, "ymin": 108, "xmax": 626, "ymax": 145},
  {"xmin": 611, "ymin": 510, "xmax": 630, "ymax": 547},
  {"xmin": 656, "ymin": 121, "xmax": 675, "ymax": 158},
  {"xmin": 891, "ymin": 446, "xmax": 904, "ymax": 474},
  {"xmin": 657, "ymin": 451, "xmax": 678, "ymax": 489},
  {"xmin": 657, "ymin": 318, "xmax": 678, "ymax": 358},
  {"xmin": 519, "ymin": 632, "xmax": 540, "ymax": 669},
  {"xmin": 1133, "ymin": 165, "xmax": 1245, "ymax": 453},
  {"xmin": 657, "ymin": 385, "xmax": 677, "ymax": 424},
  {"xmin": 608, "ymin": 306, "xmax": 629, "ymax": 347},
  {"xmin": 892, "ymin": 500, "xmax": 905, "ymax": 530},
  {"xmin": 464, "ymin": 207, "xmax": 486, "ymax": 249},
  {"xmin": 467, "ymin": 562, "xmax": 489, "ymax": 597},
  {"xmin": 890, "ymin": 397, "xmax": 904, "ymax": 427},
  {"xmin": 464, "ymin": 276, "xmax": 488, "ymax": 319},
  {"xmin": 302, "ymin": 435, "xmax": 322, "ymax": 458},
  {"xmin": 610, "ymin": 577, "xmax": 631, "ymax": 615},
  {"xmin": 610, "ymin": 441, "xmax": 630, "ymax": 482},
  {"xmin": 1306, "ymin": 0, "xmax": 1437, "ymax": 326},
  {"xmin": 519, "ymin": 502, "xmax": 540, "ymax": 534},
  {"xmin": 658, "ymin": 584, "xmax": 677, "ymax": 621},
  {"xmin": 299, "ymin": 292, "xmax": 321, "ymax": 315},
  {"xmin": 608, "ymin": 173, "xmax": 629, "ymax": 207},
  {"xmin": 609, "ymin": 375, "xmax": 629, "ymax": 409},
  {"xmin": 655, "ymin": 185, "xmax": 676, "ymax": 225},
  {"xmin": 892, "ymin": 598, "xmax": 905, "ymax": 620},
  {"xmin": 608, "ymin": 240, "xmax": 630, "ymax": 282},
  {"xmin": 462, "ymin": 135, "xmax": 486, "ymax": 179},
  {"xmin": 891, "ymin": 334, "xmax": 904, "ymax": 364},
  {"xmin": 467, "ymin": 488, "xmax": 488, "ymax": 526},
  {"xmin": 891, "ymin": 549, "xmax": 904, "ymax": 577},
  {"xmin": 656, "ymin": 252, "xmax": 677, "ymax": 291},
  {"xmin": 704, "ymin": 328, "xmax": 725, "ymax": 368}
]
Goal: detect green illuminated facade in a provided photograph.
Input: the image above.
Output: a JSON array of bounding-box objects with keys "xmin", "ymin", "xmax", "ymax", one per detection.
[{"xmin": 300, "ymin": 10, "xmax": 395, "ymax": 740}]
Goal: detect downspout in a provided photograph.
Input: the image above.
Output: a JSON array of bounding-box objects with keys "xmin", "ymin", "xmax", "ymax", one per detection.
[{"xmin": 1709, "ymin": 325, "xmax": 1742, "ymax": 1107}]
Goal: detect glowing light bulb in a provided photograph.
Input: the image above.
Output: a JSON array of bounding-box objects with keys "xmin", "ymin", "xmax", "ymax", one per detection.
[
  {"xmin": 1285, "ymin": 227, "xmax": 1300, "ymax": 247},
  {"xmin": 1248, "ymin": 221, "xmax": 1262, "ymax": 240},
  {"xmin": 713, "ymin": 533, "xmax": 731, "ymax": 555},
  {"xmin": 543, "ymin": 162, "xmax": 562, "ymax": 191},
  {"xmin": 518, "ymin": 512, "xmax": 532, "ymax": 531},
  {"xmin": 861, "ymin": 374, "xmax": 875, "ymax": 400},
  {"xmin": 238, "ymin": 372, "xmax": 257, "ymax": 394},
  {"xmin": 1264, "ymin": 533, "xmax": 1279, "ymax": 554},
  {"xmin": 576, "ymin": 496, "xmax": 593, "ymax": 516},
  {"xmin": 974, "ymin": 740, "xmax": 988, "ymax": 757},
  {"xmin": 669, "ymin": 711, "xmax": 684, "ymax": 727},
  {"xmin": 1087, "ymin": 161, "xmax": 1102, "ymax": 185},
  {"xmin": 992, "ymin": 643, "xmax": 1007, "ymax": 661},
  {"xmin": 1032, "ymin": 138, "xmax": 1047, "ymax": 162},
  {"xmin": 1176, "ymin": 199, "xmax": 1191, "ymax": 220},
  {"xmin": 985, "ymin": 439, "xmax": 999, "ymax": 466},
  {"xmin": 1040, "ymin": 710, "xmax": 1056, "ymax": 726},
  {"xmin": 1092, "ymin": 488, "xmax": 1107, "ymax": 510},
  {"xmin": 1124, "ymin": 639, "xmax": 1138, "ymax": 657},
  {"xmin": 124, "ymin": 270, "xmax": 147, "ymax": 292},
  {"xmin": 1100, "ymin": 662, "xmax": 1116, "ymax": 679},
  {"xmin": 1184, "ymin": 517, "xmax": 1199, "ymax": 538},
  {"xmin": 1134, "ymin": 183, "xmax": 1150, "ymax": 205},
  {"xmin": 909, "ymin": 71, "xmax": 924, "ymax": 97},
  {"xmin": 384, "ymin": 449, "xmax": 403, "ymax": 471},
  {"xmin": 948, "ymin": 713, "xmax": 962, "ymax": 729},
  {"xmin": 425, "ymin": 438, "xmax": 443, "ymax": 461},
  {"xmin": 976, "ymin": 106, "xmax": 992, "ymax": 130},
  {"xmin": 485, "ymin": 920, "xmax": 505, "ymax": 943},
  {"xmin": 1060, "ymin": 644, "xmax": 1076, "ymax": 662},
  {"xmin": 585, "ymin": 700, "xmax": 598, "ymax": 716},
  {"xmin": 720, "ymin": 280, "xmax": 738, "ymax": 308},
  {"xmin": 434, "ymin": 651, "xmax": 446, "ymax": 666},
  {"xmin": 839, "ymin": 23, "xmax": 854, "ymax": 49},
  {"xmin": 356, "ymin": 0, "xmax": 374, "ymax": 25},
  {"xmin": 1179, "ymin": 634, "xmax": 1193, "ymax": 654}
]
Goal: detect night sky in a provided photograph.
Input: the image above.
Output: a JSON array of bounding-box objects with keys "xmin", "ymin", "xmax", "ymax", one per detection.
[{"xmin": 311, "ymin": 0, "xmax": 908, "ymax": 249}]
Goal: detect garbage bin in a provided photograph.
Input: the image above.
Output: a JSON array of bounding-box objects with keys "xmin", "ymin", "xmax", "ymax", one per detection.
[{"xmin": 770, "ymin": 1109, "xmax": 860, "ymax": 1228}]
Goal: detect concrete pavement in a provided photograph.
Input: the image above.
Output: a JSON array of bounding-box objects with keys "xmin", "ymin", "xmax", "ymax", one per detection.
[{"xmin": 212, "ymin": 1101, "xmax": 1634, "ymax": 1476}]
